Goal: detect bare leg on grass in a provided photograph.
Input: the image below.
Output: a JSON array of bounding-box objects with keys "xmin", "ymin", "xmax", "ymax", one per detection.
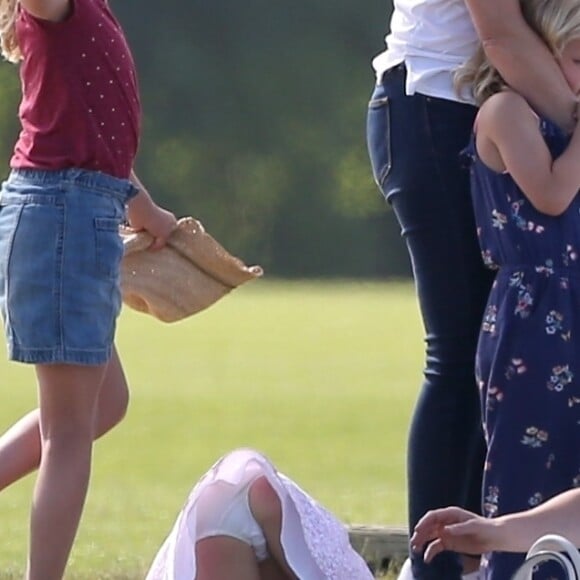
[
  {"xmin": 250, "ymin": 476, "xmax": 299, "ymax": 580},
  {"xmin": 195, "ymin": 477, "xmax": 299, "ymax": 580},
  {"xmin": 0, "ymin": 346, "xmax": 128, "ymax": 491},
  {"xmin": 195, "ymin": 536, "xmax": 261, "ymax": 580},
  {"xmin": 26, "ymin": 362, "xmax": 105, "ymax": 580}
]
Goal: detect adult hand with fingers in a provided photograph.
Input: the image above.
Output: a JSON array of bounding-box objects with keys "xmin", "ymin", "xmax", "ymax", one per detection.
[{"xmin": 411, "ymin": 507, "xmax": 503, "ymax": 563}]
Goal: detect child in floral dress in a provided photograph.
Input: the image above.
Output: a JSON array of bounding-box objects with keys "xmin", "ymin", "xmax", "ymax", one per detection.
[{"xmin": 451, "ymin": 0, "xmax": 580, "ymax": 578}]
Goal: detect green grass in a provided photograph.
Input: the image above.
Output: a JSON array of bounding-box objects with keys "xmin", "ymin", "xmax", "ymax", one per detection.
[{"xmin": 0, "ymin": 280, "xmax": 421, "ymax": 578}]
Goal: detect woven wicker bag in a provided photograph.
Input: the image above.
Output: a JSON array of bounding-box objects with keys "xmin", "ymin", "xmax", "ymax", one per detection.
[{"xmin": 120, "ymin": 217, "xmax": 263, "ymax": 322}]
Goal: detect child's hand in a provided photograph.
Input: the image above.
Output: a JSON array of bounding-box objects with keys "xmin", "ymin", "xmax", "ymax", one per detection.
[
  {"xmin": 411, "ymin": 507, "xmax": 500, "ymax": 562},
  {"xmin": 126, "ymin": 192, "xmax": 177, "ymax": 250}
]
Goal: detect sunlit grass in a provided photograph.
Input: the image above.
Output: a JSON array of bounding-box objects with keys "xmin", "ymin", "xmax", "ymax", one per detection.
[{"xmin": 0, "ymin": 280, "xmax": 421, "ymax": 578}]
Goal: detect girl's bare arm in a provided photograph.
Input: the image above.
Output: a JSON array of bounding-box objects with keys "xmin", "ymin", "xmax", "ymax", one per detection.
[
  {"xmin": 127, "ymin": 170, "xmax": 177, "ymax": 249},
  {"xmin": 477, "ymin": 91, "xmax": 580, "ymax": 216},
  {"xmin": 465, "ymin": 0, "xmax": 577, "ymax": 132},
  {"xmin": 19, "ymin": 0, "xmax": 70, "ymax": 21}
]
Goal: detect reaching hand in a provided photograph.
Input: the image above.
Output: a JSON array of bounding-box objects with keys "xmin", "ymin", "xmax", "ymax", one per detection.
[{"xmin": 411, "ymin": 507, "xmax": 501, "ymax": 562}]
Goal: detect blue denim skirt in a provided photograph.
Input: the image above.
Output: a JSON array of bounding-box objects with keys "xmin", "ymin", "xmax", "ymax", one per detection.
[{"xmin": 0, "ymin": 168, "xmax": 138, "ymax": 365}]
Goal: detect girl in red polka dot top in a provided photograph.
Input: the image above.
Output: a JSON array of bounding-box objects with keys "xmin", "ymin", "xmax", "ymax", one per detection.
[{"xmin": 0, "ymin": 0, "xmax": 177, "ymax": 578}]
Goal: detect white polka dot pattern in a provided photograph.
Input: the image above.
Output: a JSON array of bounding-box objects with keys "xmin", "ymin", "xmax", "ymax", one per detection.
[{"xmin": 11, "ymin": 0, "xmax": 140, "ymax": 178}]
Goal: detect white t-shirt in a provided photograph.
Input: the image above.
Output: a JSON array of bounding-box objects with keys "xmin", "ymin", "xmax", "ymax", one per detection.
[{"xmin": 372, "ymin": 0, "xmax": 478, "ymax": 103}]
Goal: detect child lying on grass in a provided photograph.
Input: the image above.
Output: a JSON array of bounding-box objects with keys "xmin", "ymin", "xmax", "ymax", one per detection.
[{"xmin": 146, "ymin": 448, "xmax": 374, "ymax": 580}]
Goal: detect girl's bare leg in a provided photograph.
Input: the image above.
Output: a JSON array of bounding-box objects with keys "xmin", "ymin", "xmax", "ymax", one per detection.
[
  {"xmin": 0, "ymin": 346, "xmax": 128, "ymax": 491},
  {"xmin": 195, "ymin": 476, "xmax": 297, "ymax": 580},
  {"xmin": 258, "ymin": 558, "xmax": 292, "ymax": 580},
  {"xmin": 26, "ymin": 362, "xmax": 107, "ymax": 580},
  {"xmin": 195, "ymin": 536, "xmax": 261, "ymax": 580},
  {"xmin": 249, "ymin": 476, "xmax": 299, "ymax": 580}
]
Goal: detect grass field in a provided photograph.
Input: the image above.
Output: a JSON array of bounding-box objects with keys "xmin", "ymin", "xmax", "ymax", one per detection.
[{"xmin": 0, "ymin": 280, "xmax": 422, "ymax": 579}]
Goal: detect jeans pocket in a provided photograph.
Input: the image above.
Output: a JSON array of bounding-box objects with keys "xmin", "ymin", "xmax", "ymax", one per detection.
[
  {"xmin": 94, "ymin": 216, "xmax": 123, "ymax": 279},
  {"xmin": 366, "ymin": 95, "xmax": 392, "ymax": 190}
]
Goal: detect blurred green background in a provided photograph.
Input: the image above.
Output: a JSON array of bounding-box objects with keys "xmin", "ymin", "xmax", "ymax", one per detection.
[{"xmin": 0, "ymin": 0, "xmax": 403, "ymax": 279}]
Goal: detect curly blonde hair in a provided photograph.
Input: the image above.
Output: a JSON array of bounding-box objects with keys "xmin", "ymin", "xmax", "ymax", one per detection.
[
  {"xmin": 455, "ymin": 0, "xmax": 580, "ymax": 105},
  {"xmin": 0, "ymin": 0, "xmax": 21, "ymax": 63}
]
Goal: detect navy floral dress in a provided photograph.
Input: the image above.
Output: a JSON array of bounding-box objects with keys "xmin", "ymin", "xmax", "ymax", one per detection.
[{"xmin": 465, "ymin": 117, "xmax": 580, "ymax": 580}]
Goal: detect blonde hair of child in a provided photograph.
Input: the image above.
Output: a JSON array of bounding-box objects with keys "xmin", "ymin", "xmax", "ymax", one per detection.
[
  {"xmin": 0, "ymin": 0, "xmax": 21, "ymax": 63},
  {"xmin": 455, "ymin": 0, "xmax": 580, "ymax": 105}
]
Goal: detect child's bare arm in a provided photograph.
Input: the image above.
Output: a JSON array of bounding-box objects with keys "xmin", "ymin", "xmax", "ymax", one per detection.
[
  {"xmin": 477, "ymin": 92, "xmax": 580, "ymax": 216},
  {"xmin": 20, "ymin": 0, "xmax": 70, "ymax": 21},
  {"xmin": 466, "ymin": 0, "xmax": 577, "ymax": 132},
  {"xmin": 127, "ymin": 170, "xmax": 177, "ymax": 250}
]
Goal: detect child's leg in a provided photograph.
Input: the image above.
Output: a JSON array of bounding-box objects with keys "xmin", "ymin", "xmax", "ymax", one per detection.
[
  {"xmin": 193, "ymin": 474, "xmax": 293, "ymax": 580},
  {"xmin": 249, "ymin": 477, "xmax": 299, "ymax": 580},
  {"xmin": 92, "ymin": 345, "xmax": 130, "ymax": 435},
  {"xmin": 0, "ymin": 346, "xmax": 128, "ymax": 491},
  {"xmin": 195, "ymin": 536, "xmax": 261, "ymax": 580},
  {"xmin": 257, "ymin": 559, "xmax": 290, "ymax": 580},
  {"xmin": 27, "ymin": 362, "xmax": 107, "ymax": 580}
]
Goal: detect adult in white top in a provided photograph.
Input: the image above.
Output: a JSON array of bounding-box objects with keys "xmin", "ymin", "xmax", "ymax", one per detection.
[{"xmin": 366, "ymin": 2, "xmax": 577, "ymax": 580}]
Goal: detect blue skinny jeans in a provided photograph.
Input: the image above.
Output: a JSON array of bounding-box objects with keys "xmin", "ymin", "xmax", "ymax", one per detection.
[{"xmin": 366, "ymin": 64, "xmax": 494, "ymax": 580}]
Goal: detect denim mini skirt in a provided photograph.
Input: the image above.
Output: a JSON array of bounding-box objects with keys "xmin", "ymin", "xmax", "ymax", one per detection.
[{"xmin": 0, "ymin": 168, "xmax": 138, "ymax": 365}]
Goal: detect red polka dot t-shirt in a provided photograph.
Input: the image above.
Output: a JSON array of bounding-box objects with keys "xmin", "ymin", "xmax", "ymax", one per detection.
[{"xmin": 11, "ymin": 0, "xmax": 141, "ymax": 179}]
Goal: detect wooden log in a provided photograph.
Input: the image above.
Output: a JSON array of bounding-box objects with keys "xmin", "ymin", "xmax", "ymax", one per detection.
[{"xmin": 349, "ymin": 525, "xmax": 409, "ymax": 572}]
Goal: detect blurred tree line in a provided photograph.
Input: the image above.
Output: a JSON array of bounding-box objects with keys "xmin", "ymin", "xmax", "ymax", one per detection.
[{"xmin": 0, "ymin": 0, "xmax": 411, "ymax": 278}]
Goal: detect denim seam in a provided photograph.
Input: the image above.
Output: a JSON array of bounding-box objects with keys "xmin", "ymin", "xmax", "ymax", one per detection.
[
  {"xmin": 10, "ymin": 345, "xmax": 112, "ymax": 365},
  {"xmin": 63, "ymin": 180, "xmax": 134, "ymax": 202},
  {"xmin": 9, "ymin": 170, "xmax": 136, "ymax": 203},
  {"xmin": 421, "ymin": 97, "xmax": 449, "ymax": 205},
  {"xmin": 368, "ymin": 94, "xmax": 392, "ymax": 188},
  {"xmin": 4, "ymin": 204, "xmax": 24, "ymax": 351},
  {"xmin": 377, "ymin": 97, "xmax": 392, "ymax": 187},
  {"xmin": 56, "ymin": 202, "xmax": 65, "ymax": 352}
]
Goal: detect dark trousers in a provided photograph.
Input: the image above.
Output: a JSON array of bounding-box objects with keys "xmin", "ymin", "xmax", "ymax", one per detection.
[{"xmin": 366, "ymin": 64, "xmax": 494, "ymax": 579}]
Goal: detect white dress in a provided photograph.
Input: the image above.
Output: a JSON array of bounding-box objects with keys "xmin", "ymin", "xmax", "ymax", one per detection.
[{"xmin": 145, "ymin": 448, "xmax": 374, "ymax": 580}]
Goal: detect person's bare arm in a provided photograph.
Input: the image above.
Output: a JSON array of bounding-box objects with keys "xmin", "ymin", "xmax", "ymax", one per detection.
[
  {"xmin": 411, "ymin": 488, "xmax": 580, "ymax": 560},
  {"xmin": 477, "ymin": 91, "xmax": 580, "ymax": 216},
  {"xmin": 465, "ymin": 0, "xmax": 577, "ymax": 132},
  {"xmin": 494, "ymin": 488, "xmax": 580, "ymax": 551},
  {"xmin": 127, "ymin": 170, "xmax": 177, "ymax": 250},
  {"xmin": 20, "ymin": 0, "xmax": 70, "ymax": 21}
]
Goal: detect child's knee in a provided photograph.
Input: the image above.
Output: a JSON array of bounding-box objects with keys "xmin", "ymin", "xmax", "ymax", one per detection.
[
  {"xmin": 98, "ymin": 378, "xmax": 129, "ymax": 435},
  {"xmin": 109, "ymin": 383, "xmax": 129, "ymax": 426},
  {"xmin": 248, "ymin": 476, "xmax": 282, "ymax": 526}
]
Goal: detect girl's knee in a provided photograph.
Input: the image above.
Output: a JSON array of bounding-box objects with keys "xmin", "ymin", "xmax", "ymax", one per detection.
[
  {"xmin": 105, "ymin": 381, "xmax": 129, "ymax": 428},
  {"xmin": 248, "ymin": 476, "xmax": 282, "ymax": 526},
  {"xmin": 96, "ymin": 372, "xmax": 130, "ymax": 436}
]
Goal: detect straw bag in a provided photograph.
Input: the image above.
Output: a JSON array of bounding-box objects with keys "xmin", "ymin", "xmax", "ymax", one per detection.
[
  {"xmin": 511, "ymin": 535, "xmax": 580, "ymax": 580},
  {"xmin": 120, "ymin": 217, "xmax": 263, "ymax": 322}
]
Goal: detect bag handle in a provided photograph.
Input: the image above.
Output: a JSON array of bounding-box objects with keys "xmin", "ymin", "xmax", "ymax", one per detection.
[{"xmin": 511, "ymin": 534, "xmax": 580, "ymax": 580}]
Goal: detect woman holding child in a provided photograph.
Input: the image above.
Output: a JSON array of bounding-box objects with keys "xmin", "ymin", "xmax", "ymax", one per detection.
[{"xmin": 367, "ymin": 0, "xmax": 579, "ymax": 579}]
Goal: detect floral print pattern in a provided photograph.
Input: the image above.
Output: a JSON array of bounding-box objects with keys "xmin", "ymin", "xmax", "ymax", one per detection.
[{"xmin": 466, "ymin": 117, "xmax": 580, "ymax": 580}]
